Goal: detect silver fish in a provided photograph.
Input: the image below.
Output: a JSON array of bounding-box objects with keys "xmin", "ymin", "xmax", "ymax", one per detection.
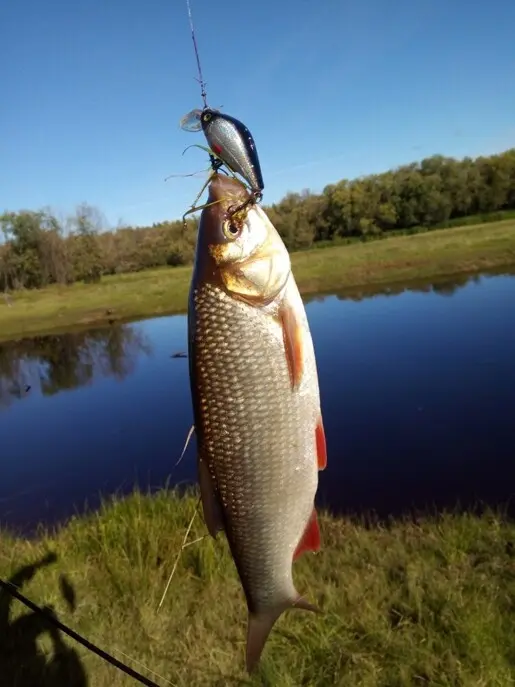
[{"xmin": 187, "ymin": 173, "xmax": 327, "ymax": 672}]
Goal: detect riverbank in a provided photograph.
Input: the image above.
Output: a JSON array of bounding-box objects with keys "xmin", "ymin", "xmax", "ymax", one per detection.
[
  {"xmin": 1, "ymin": 488, "xmax": 514, "ymax": 685},
  {"xmin": 1, "ymin": 218, "xmax": 515, "ymax": 342}
]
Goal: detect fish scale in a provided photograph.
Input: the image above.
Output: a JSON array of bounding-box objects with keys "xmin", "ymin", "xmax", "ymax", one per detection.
[{"xmin": 191, "ymin": 282, "xmax": 316, "ymax": 607}]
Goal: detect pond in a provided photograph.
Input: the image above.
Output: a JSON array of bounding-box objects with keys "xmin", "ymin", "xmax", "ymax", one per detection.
[{"xmin": 1, "ymin": 269, "xmax": 515, "ymax": 534}]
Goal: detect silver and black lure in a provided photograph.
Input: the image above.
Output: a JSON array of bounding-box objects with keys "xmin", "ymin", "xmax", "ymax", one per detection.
[
  {"xmin": 180, "ymin": 0, "xmax": 265, "ymax": 215},
  {"xmin": 180, "ymin": 107, "xmax": 264, "ymax": 203}
]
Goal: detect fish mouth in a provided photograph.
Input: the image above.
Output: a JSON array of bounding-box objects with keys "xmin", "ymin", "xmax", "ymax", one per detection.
[
  {"xmin": 197, "ymin": 173, "xmax": 291, "ymax": 305},
  {"xmin": 207, "ymin": 173, "xmax": 251, "ymax": 217}
]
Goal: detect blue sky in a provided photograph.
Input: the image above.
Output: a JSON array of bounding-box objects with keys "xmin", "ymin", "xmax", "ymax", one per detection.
[{"xmin": 2, "ymin": 0, "xmax": 515, "ymax": 229}]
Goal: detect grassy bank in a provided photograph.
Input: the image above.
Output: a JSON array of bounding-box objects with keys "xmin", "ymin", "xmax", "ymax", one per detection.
[
  {"xmin": 2, "ymin": 489, "xmax": 515, "ymax": 686},
  {"xmin": 1, "ymin": 218, "xmax": 515, "ymax": 342}
]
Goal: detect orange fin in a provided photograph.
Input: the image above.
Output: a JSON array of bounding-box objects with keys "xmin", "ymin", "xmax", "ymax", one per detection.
[
  {"xmin": 198, "ymin": 455, "xmax": 224, "ymax": 539},
  {"xmin": 293, "ymin": 508, "xmax": 321, "ymax": 561},
  {"xmin": 279, "ymin": 301, "xmax": 304, "ymax": 390},
  {"xmin": 246, "ymin": 596, "xmax": 320, "ymax": 673},
  {"xmin": 315, "ymin": 416, "xmax": 327, "ymax": 470}
]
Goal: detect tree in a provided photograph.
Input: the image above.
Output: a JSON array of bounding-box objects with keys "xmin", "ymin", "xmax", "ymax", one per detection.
[
  {"xmin": 1, "ymin": 147, "xmax": 515, "ymax": 291},
  {"xmin": 69, "ymin": 203, "xmax": 104, "ymax": 283}
]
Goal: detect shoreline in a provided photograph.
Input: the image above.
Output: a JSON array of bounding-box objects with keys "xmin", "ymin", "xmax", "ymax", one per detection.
[{"xmin": 1, "ymin": 218, "xmax": 515, "ymax": 343}]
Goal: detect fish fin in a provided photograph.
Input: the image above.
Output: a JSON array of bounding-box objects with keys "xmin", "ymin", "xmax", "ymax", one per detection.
[
  {"xmin": 279, "ymin": 300, "xmax": 304, "ymax": 390},
  {"xmin": 198, "ymin": 456, "xmax": 224, "ymax": 539},
  {"xmin": 315, "ymin": 416, "xmax": 327, "ymax": 470},
  {"xmin": 293, "ymin": 508, "xmax": 321, "ymax": 561},
  {"xmin": 246, "ymin": 596, "xmax": 320, "ymax": 673}
]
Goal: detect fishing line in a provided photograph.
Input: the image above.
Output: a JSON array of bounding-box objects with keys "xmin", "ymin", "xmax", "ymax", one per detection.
[
  {"xmin": 0, "ymin": 577, "xmax": 174, "ymax": 687},
  {"xmin": 163, "ymin": 168, "xmax": 209, "ymax": 182},
  {"xmin": 174, "ymin": 424, "xmax": 195, "ymax": 467},
  {"xmin": 186, "ymin": 0, "xmax": 208, "ymax": 108}
]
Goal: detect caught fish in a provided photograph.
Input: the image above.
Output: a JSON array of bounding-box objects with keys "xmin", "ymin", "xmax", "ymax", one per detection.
[
  {"xmin": 187, "ymin": 173, "xmax": 327, "ymax": 672},
  {"xmin": 181, "ymin": 107, "xmax": 264, "ymax": 201}
]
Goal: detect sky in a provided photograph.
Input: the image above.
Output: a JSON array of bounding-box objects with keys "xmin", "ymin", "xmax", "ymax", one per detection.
[{"xmin": 2, "ymin": 0, "xmax": 515, "ymax": 229}]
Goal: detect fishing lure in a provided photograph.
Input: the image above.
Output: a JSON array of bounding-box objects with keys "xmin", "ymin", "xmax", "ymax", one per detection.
[
  {"xmin": 181, "ymin": 107, "xmax": 264, "ymax": 203},
  {"xmin": 179, "ymin": 0, "xmax": 264, "ymax": 221}
]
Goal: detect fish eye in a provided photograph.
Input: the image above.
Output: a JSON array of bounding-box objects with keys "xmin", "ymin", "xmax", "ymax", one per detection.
[
  {"xmin": 222, "ymin": 219, "xmax": 242, "ymax": 241},
  {"xmin": 202, "ymin": 112, "xmax": 212, "ymax": 122}
]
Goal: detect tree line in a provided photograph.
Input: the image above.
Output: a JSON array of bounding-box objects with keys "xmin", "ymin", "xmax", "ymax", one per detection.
[{"xmin": 1, "ymin": 148, "xmax": 515, "ymax": 291}]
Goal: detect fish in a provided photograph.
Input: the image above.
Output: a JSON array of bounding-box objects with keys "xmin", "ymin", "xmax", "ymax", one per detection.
[{"xmin": 187, "ymin": 172, "xmax": 327, "ymax": 672}]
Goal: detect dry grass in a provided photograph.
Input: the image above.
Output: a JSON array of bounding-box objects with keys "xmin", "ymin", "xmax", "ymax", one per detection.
[{"xmin": 2, "ymin": 488, "xmax": 515, "ymax": 685}]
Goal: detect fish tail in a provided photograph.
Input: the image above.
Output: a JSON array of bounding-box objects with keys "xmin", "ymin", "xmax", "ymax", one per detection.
[{"xmin": 245, "ymin": 594, "xmax": 321, "ymax": 673}]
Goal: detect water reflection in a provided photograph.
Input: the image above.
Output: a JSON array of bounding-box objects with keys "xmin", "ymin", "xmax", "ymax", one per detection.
[
  {"xmin": 1, "ymin": 270, "xmax": 488, "ymax": 409},
  {"xmin": 1, "ymin": 267, "xmax": 515, "ymax": 533},
  {"xmin": 304, "ymin": 266, "xmax": 515, "ymax": 305},
  {"xmin": 0, "ymin": 325, "xmax": 152, "ymax": 408}
]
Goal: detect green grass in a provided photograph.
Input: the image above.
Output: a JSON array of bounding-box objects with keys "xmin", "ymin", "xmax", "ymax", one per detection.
[
  {"xmin": 2, "ymin": 488, "xmax": 515, "ymax": 685},
  {"xmin": 1, "ymin": 218, "xmax": 515, "ymax": 342}
]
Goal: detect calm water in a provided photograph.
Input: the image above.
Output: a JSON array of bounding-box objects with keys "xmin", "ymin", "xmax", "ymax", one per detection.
[{"xmin": 2, "ymin": 270, "xmax": 515, "ymax": 533}]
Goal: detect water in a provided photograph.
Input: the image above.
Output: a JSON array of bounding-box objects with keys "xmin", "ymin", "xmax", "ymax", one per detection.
[{"xmin": 2, "ymin": 270, "xmax": 515, "ymax": 534}]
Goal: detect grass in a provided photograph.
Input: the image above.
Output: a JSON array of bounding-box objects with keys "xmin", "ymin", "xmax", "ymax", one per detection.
[
  {"xmin": 1, "ymin": 218, "xmax": 515, "ymax": 342},
  {"xmin": 2, "ymin": 488, "xmax": 515, "ymax": 686}
]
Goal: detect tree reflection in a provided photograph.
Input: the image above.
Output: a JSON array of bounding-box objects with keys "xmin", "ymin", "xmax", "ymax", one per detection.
[
  {"xmin": 331, "ymin": 270, "xmax": 489, "ymax": 303},
  {"xmin": 0, "ymin": 324, "xmax": 152, "ymax": 408}
]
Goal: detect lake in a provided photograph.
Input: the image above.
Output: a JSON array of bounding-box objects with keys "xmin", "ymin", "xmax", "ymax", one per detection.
[{"xmin": 2, "ymin": 269, "xmax": 515, "ymax": 534}]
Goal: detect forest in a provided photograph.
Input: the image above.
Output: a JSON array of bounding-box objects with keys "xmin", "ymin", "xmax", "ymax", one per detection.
[{"xmin": 1, "ymin": 148, "xmax": 515, "ymax": 291}]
